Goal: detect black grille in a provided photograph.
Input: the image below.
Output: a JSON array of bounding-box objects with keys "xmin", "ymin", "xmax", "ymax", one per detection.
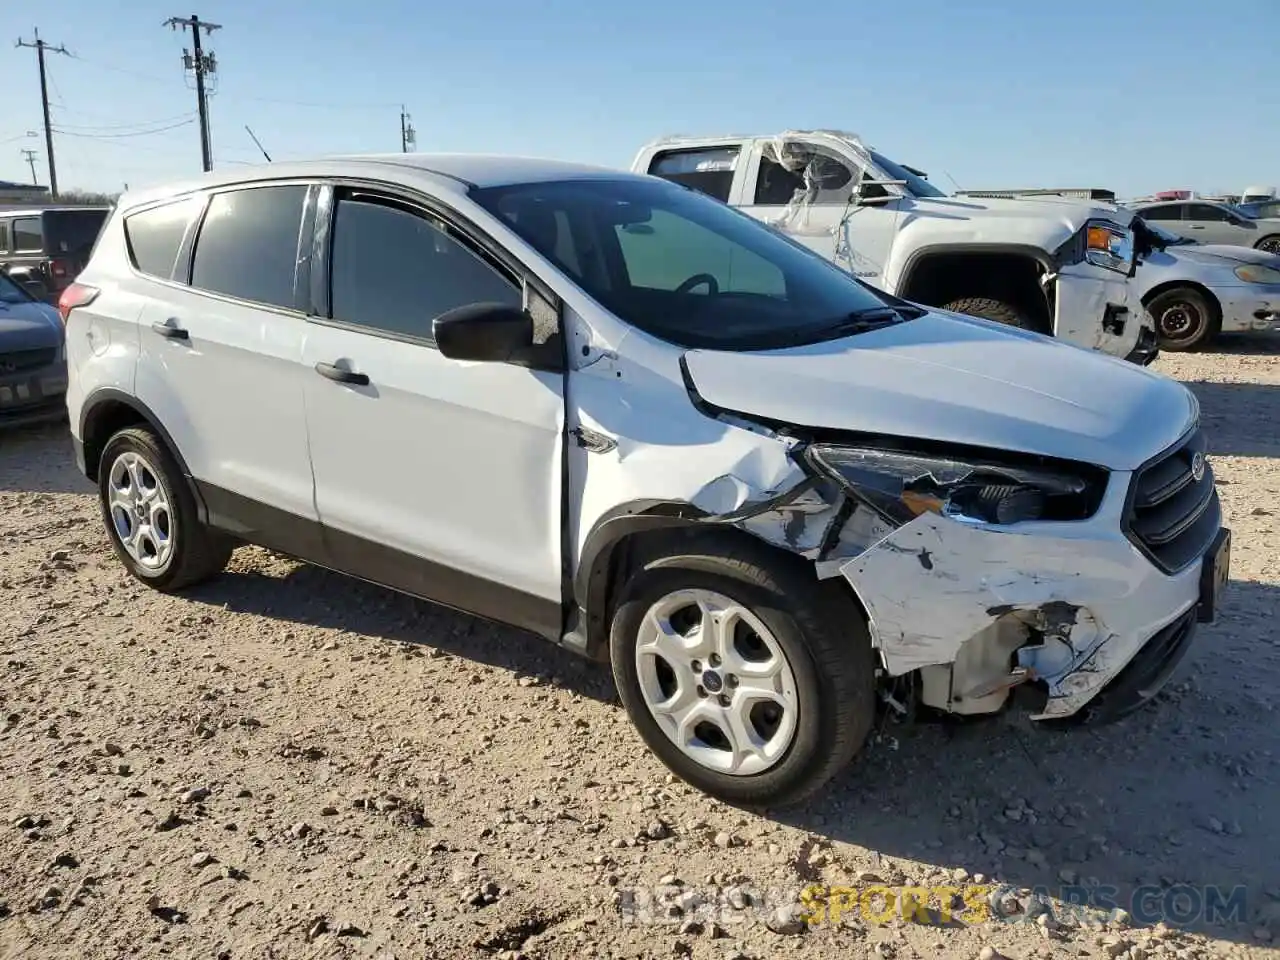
[
  {"xmin": 1125, "ymin": 429, "xmax": 1221, "ymax": 573},
  {"xmin": 0, "ymin": 348, "xmax": 57, "ymax": 374}
]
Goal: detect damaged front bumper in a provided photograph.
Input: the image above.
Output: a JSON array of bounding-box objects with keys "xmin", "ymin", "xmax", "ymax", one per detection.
[
  {"xmin": 832, "ymin": 463, "xmax": 1226, "ymax": 722},
  {"xmin": 1053, "ymin": 264, "xmax": 1153, "ymax": 363}
]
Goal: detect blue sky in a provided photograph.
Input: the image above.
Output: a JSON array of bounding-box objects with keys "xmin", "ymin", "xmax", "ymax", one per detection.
[{"xmin": 2, "ymin": 0, "xmax": 1276, "ymax": 197}]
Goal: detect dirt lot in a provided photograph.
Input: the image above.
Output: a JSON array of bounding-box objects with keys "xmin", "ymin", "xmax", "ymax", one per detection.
[{"xmin": 1, "ymin": 335, "xmax": 1278, "ymax": 960}]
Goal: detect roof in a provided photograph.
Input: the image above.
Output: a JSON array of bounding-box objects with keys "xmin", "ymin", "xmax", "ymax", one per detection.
[{"xmin": 116, "ymin": 153, "xmax": 637, "ymax": 212}]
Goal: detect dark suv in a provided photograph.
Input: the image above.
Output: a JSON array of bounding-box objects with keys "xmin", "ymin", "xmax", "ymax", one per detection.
[{"xmin": 0, "ymin": 206, "xmax": 111, "ymax": 303}]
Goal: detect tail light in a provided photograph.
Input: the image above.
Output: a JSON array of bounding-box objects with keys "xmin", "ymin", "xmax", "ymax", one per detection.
[
  {"xmin": 57, "ymin": 282, "xmax": 99, "ymax": 324},
  {"xmin": 49, "ymin": 257, "xmax": 71, "ymax": 280}
]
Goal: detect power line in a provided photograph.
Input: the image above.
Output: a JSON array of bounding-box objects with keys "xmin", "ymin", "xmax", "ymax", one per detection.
[
  {"xmin": 16, "ymin": 28, "xmax": 70, "ymax": 197},
  {"xmin": 52, "ymin": 118, "xmax": 197, "ymax": 139},
  {"xmin": 49, "ymin": 110, "xmax": 197, "ymax": 132},
  {"xmin": 165, "ymin": 14, "xmax": 220, "ymax": 172}
]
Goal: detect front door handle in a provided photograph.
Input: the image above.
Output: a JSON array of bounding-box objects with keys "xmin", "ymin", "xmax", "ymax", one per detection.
[
  {"xmin": 315, "ymin": 361, "xmax": 370, "ymax": 386},
  {"xmin": 151, "ymin": 320, "xmax": 189, "ymax": 340}
]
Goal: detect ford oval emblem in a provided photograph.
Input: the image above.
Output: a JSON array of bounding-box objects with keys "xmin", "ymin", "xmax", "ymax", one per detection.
[{"xmin": 1190, "ymin": 451, "xmax": 1206, "ymax": 483}]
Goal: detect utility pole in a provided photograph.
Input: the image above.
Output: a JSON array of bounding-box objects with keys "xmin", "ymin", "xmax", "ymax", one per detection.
[
  {"xmin": 20, "ymin": 149, "xmax": 39, "ymax": 185},
  {"xmin": 16, "ymin": 29, "xmax": 70, "ymax": 198},
  {"xmin": 400, "ymin": 106, "xmax": 416, "ymax": 153},
  {"xmin": 165, "ymin": 14, "xmax": 221, "ymax": 172}
]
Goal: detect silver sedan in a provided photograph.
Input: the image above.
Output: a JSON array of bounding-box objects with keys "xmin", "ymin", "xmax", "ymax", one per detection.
[
  {"xmin": 1135, "ymin": 219, "xmax": 1280, "ymax": 350},
  {"xmin": 1131, "ymin": 199, "xmax": 1280, "ymax": 254}
]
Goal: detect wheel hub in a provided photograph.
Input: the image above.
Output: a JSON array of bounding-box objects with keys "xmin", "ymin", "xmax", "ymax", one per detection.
[{"xmin": 633, "ymin": 588, "xmax": 799, "ymax": 776}]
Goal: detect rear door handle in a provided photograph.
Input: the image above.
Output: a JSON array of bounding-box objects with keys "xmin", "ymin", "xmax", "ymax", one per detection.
[
  {"xmin": 315, "ymin": 361, "xmax": 370, "ymax": 386},
  {"xmin": 151, "ymin": 320, "xmax": 189, "ymax": 340}
]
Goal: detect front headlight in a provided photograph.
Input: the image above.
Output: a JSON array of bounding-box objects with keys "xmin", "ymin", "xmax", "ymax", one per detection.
[
  {"xmin": 806, "ymin": 444, "xmax": 1104, "ymax": 527},
  {"xmin": 1234, "ymin": 263, "xmax": 1280, "ymax": 284},
  {"xmin": 1085, "ymin": 220, "xmax": 1136, "ymax": 274}
]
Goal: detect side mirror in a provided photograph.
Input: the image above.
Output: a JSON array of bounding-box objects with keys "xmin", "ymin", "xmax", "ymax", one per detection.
[{"xmin": 434, "ymin": 302, "xmax": 534, "ymax": 363}]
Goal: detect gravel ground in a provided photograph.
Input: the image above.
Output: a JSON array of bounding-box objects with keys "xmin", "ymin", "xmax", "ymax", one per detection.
[{"xmin": 1, "ymin": 335, "xmax": 1278, "ymax": 960}]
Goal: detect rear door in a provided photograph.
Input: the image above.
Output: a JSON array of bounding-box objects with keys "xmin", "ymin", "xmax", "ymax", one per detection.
[
  {"xmin": 130, "ymin": 182, "xmax": 320, "ymax": 550},
  {"xmin": 300, "ymin": 182, "xmax": 565, "ymax": 638},
  {"xmin": 42, "ymin": 209, "xmax": 110, "ymax": 292}
]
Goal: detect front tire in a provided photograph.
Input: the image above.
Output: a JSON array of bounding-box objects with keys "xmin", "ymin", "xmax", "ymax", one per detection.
[
  {"xmin": 98, "ymin": 426, "xmax": 233, "ymax": 591},
  {"xmin": 1255, "ymin": 235, "xmax": 1280, "ymax": 255},
  {"xmin": 942, "ymin": 296, "xmax": 1038, "ymax": 332},
  {"xmin": 609, "ymin": 538, "xmax": 876, "ymax": 808},
  {"xmin": 1146, "ymin": 287, "xmax": 1220, "ymax": 351}
]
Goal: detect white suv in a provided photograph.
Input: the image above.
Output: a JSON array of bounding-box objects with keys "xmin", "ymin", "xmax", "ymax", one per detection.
[{"xmin": 62, "ymin": 156, "xmax": 1230, "ymax": 807}]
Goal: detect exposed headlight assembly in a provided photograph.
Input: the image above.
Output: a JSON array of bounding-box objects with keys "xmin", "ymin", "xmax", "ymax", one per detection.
[
  {"xmin": 1234, "ymin": 263, "xmax": 1280, "ymax": 284},
  {"xmin": 806, "ymin": 445, "xmax": 1105, "ymax": 528},
  {"xmin": 1084, "ymin": 220, "xmax": 1136, "ymax": 275}
]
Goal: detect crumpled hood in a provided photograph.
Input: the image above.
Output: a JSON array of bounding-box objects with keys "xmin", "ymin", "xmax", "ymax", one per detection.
[
  {"xmin": 1166, "ymin": 243, "xmax": 1280, "ymax": 268},
  {"xmin": 0, "ymin": 299, "xmax": 62, "ymax": 353},
  {"xmin": 683, "ymin": 312, "xmax": 1196, "ymax": 471}
]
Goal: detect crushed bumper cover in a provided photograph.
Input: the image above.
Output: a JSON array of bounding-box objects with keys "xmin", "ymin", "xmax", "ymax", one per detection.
[{"xmin": 835, "ymin": 475, "xmax": 1211, "ymax": 721}]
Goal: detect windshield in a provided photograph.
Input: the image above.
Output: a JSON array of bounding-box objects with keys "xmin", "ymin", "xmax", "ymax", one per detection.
[
  {"xmin": 867, "ymin": 150, "xmax": 948, "ymax": 199},
  {"xmin": 0, "ymin": 272, "xmax": 33, "ymax": 304},
  {"xmin": 471, "ymin": 177, "xmax": 917, "ymax": 351}
]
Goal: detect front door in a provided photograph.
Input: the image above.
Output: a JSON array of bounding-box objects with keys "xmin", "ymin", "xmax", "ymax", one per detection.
[
  {"xmin": 737, "ymin": 140, "xmax": 901, "ymax": 288},
  {"xmin": 301, "ymin": 184, "xmax": 565, "ymax": 638}
]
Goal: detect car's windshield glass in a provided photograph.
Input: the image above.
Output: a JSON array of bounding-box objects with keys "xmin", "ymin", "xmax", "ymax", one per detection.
[
  {"xmin": 471, "ymin": 177, "xmax": 919, "ymax": 351},
  {"xmin": 867, "ymin": 150, "xmax": 948, "ymax": 199},
  {"xmin": 0, "ymin": 272, "xmax": 33, "ymax": 304}
]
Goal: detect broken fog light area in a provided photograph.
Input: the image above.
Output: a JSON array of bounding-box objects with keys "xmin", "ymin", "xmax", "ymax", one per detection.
[{"xmin": 805, "ymin": 444, "xmax": 1104, "ymax": 528}]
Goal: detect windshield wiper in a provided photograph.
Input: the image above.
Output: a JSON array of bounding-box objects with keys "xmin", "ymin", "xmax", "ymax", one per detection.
[{"xmin": 821, "ymin": 305, "xmax": 922, "ymax": 335}]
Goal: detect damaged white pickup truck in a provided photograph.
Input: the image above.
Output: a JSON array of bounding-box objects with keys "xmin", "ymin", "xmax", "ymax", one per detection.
[
  {"xmin": 69, "ymin": 156, "xmax": 1228, "ymax": 810},
  {"xmin": 632, "ymin": 130, "xmax": 1160, "ymax": 364}
]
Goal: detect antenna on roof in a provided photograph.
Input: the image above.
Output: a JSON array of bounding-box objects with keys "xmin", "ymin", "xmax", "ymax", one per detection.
[{"xmin": 244, "ymin": 125, "xmax": 271, "ymax": 162}]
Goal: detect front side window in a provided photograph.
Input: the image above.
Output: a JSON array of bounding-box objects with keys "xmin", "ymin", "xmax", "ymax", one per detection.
[
  {"xmin": 1186, "ymin": 203, "xmax": 1231, "ymax": 223},
  {"xmin": 328, "ymin": 192, "xmax": 520, "ymax": 340},
  {"xmin": 190, "ymin": 184, "xmax": 307, "ymax": 309},
  {"xmin": 125, "ymin": 197, "xmax": 201, "ymax": 280},
  {"xmin": 753, "ymin": 145, "xmax": 859, "ymax": 206},
  {"xmin": 473, "ymin": 176, "xmax": 907, "ymax": 351},
  {"xmin": 13, "ymin": 217, "xmax": 42, "ymax": 252}
]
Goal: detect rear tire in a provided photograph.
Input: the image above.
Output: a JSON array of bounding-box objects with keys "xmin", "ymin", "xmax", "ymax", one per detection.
[
  {"xmin": 1146, "ymin": 287, "xmax": 1220, "ymax": 352},
  {"xmin": 942, "ymin": 296, "xmax": 1038, "ymax": 332},
  {"xmin": 1255, "ymin": 235, "xmax": 1280, "ymax": 255},
  {"xmin": 97, "ymin": 426, "xmax": 233, "ymax": 591},
  {"xmin": 608, "ymin": 537, "xmax": 876, "ymax": 809}
]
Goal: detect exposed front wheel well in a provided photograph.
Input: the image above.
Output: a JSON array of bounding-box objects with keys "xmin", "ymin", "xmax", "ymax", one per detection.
[
  {"xmin": 898, "ymin": 252, "xmax": 1052, "ymax": 334},
  {"xmin": 578, "ymin": 520, "xmax": 869, "ymax": 662}
]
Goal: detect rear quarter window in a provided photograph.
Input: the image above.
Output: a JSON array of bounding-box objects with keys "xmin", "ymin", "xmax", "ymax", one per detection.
[
  {"xmin": 124, "ymin": 197, "xmax": 202, "ymax": 280},
  {"xmin": 12, "ymin": 217, "xmax": 42, "ymax": 252}
]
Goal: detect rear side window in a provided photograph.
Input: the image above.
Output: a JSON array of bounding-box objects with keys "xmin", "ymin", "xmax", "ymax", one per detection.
[
  {"xmin": 190, "ymin": 184, "xmax": 308, "ymax": 309},
  {"xmin": 12, "ymin": 217, "xmax": 42, "ymax": 252},
  {"xmin": 648, "ymin": 147, "xmax": 740, "ymax": 202},
  {"xmin": 124, "ymin": 198, "xmax": 200, "ymax": 280},
  {"xmin": 328, "ymin": 194, "xmax": 520, "ymax": 340},
  {"xmin": 1139, "ymin": 204, "xmax": 1182, "ymax": 221}
]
